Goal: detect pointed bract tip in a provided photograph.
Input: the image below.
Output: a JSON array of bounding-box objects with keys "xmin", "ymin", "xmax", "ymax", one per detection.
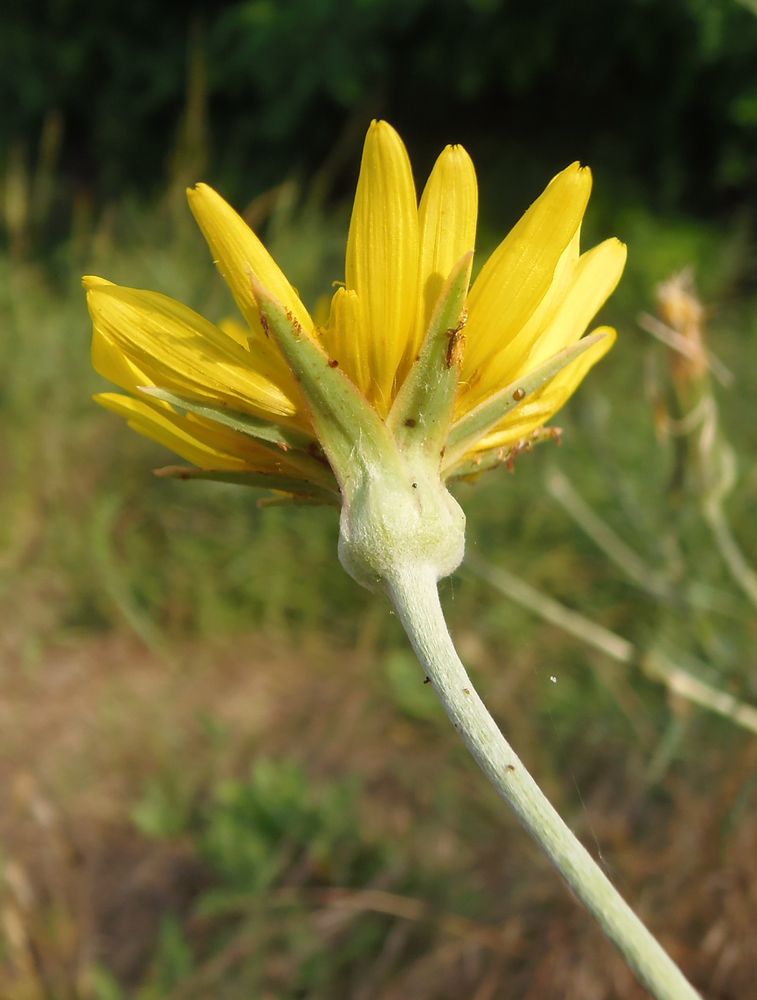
[
  {"xmin": 247, "ymin": 268, "xmax": 270, "ymax": 308},
  {"xmin": 594, "ymin": 325, "xmax": 618, "ymax": 347},
  {"xmin": 247, "ymin": 269, "xmax": 293, "ymax": 335}
]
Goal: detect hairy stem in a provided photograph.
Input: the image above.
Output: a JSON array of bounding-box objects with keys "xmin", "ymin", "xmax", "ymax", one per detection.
[{"xmin": 386, "ymin": 565, "xmax": 702, "ymax": 1000}]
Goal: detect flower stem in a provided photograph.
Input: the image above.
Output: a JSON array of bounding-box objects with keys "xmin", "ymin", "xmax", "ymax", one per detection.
[{"xmin": 386, "ymin": 565, "xmax": 702, "ymax": 1000}]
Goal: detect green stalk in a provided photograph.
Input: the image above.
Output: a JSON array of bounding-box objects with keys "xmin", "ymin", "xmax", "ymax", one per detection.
[{"xmin": 386, "ymin": 564, "xmax": 702, "ymax": 1000}]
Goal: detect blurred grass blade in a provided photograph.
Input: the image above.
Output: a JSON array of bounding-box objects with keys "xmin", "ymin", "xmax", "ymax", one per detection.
[
  {"xmin": 546, "ymin": 467, "xmax": 674, "ymax": 601},
  {"xmin": 469, "ymin": 553, "xmax": 757, "ymax": 736}
]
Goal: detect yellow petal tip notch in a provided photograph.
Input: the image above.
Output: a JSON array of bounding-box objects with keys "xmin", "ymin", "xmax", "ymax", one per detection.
[{"xmin": 82, "ymin": 274, "xmax": 113, "ymax": 292}]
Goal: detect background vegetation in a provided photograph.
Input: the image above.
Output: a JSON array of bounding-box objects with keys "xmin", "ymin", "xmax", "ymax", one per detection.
[{"xmin": 1, "ymin": 1, "xmax": 756, "ymax": 997}]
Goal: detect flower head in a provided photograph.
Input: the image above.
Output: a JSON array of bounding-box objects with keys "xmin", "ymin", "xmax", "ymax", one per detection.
[{"xmin": 86, "ymin": 121, "xmax": 625, "ymax": 587}]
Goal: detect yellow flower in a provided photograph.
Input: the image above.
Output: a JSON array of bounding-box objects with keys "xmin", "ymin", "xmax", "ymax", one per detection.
[{"xmin": 86, "ymin": 120, "xmax": 625, "ymax": 506}]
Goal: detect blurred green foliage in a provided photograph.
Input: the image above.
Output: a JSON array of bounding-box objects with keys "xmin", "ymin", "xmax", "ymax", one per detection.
[{"xmin": 3, "ymin": 0, "xmax": 757, "ymax": 220}]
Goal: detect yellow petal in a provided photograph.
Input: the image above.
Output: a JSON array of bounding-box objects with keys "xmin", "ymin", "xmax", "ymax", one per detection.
[
  {"xmin": 218, "ymin": 316, "xmax": 252, "ymax": 349},
  {"xmin": 187, "ymin": 185, "xmax": 309, "ymax": 402},
  {"xmin": 187, "ymin": 183, "xmax": 313, "ymax": 335},
  {"xmin": 454, "ymin": 227, "xmax": 576, "ymax": 415},
  {"xmin": 467, "ymin": 237, "xmax": 626, "ymax": 408},
  {"xmin": 462, "ymin": 163, "xmax": 593, "ymax": 380},
  {"xmin": 86, "ymin": 279, "xmax": 157, "ymax": 393},
  {"xmin": 96, "ymin": 392, "xmax": 251, "ymax": 470},
  {"xmin": 311, "ymin": 292, "xmax": 331, "ymax": 329},
  {"xmin": 217, "ymin": 316, "xmax": 300, "ymax": 408},
  {"xmin": 92, "ymin": 326, "xmax": 150, "ymax": 394},
  {"xmin": 321, "ymin": 287, "xmax": 367, "ymax": 394},
  {"xmin": 86, "ymin": 280, "xmax": 299, "ymax": 421},
  {"xmin": 462, "ymin": 226, "xmax": 581, "ymax": 409},
  {"xmin": 84, "ymin": 275, "xmax": 114, "ymax": 290},
  {"xmin": 546, "ymin": 324, "xmax": 617, "ymax": 398},
  {"xmin": 474, "ymin": 395, "xmax": 569, "ymax": 452},
  {"xmin": 472, "ymin": 326, "xmax": 617, "ymax": 452},
  {"xmin": 521, "ymin": 238, "xmax": 626, "ymax": 368},
  {"xmin": 414, "ymin": 144, "xmax": 478, "ymax": 368},
  {"xmin": 95, "ymin": 391, "xmax": 324, "ymax": 481},
  {"xmin": 345, "ymin": 120, "xmax": 419, "ymax": 414}
]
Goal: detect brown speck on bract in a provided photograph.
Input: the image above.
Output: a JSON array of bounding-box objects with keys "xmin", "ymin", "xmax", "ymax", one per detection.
[
  {"xmin": 328, "ymin": 358, "xmax": 339, "ymax": 368},
  {"xmin": 513, "ymin": 387, "xmax": 526, "ymax": 401},
  {"xmin": 285, "ymin": 309, "xmax": 304, "ymax": 338},
  {"xmin": 463, "ymin": 688, "xmax": 470, "ymax": 695},
  {"xmin": 259, "ymin": 313, "xmax": 271, "ymax": 338},
  {"xmin": 445, "ymin": 325, "xmax": 466, "ymax": 369},
  {"xmin": 404, "ymin": 418, "xmax": 417, "ymax": 428},
  {"xmin": 506, "ymin": 764, "xmax": 516, "ymax": 772}
]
